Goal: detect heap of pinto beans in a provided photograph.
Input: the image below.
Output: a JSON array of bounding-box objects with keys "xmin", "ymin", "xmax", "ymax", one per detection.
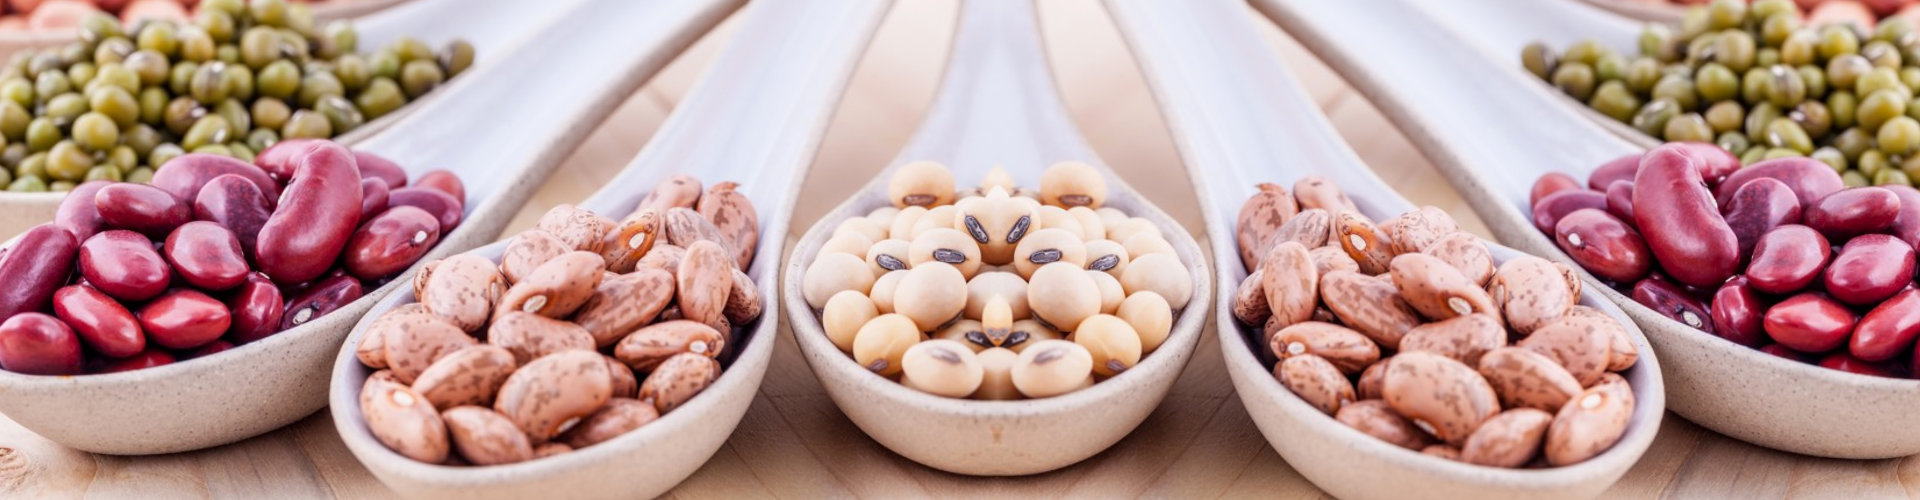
[
  {"xmin": 0, "ymin": 138, "xmax": 462, "ymax": 375},
  {"xmin": 1532, "ymin": 142, "xmax": 1919, "ymax": 377}
]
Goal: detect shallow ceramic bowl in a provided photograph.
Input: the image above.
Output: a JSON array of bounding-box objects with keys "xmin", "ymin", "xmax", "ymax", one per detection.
[
  {"xmin": 1258, "ymin": 0, "xmax": 1920, "ymax": 458},
  {"xmin": 0, "ymin": 0, "xmax": 734, "ymax": 455}
]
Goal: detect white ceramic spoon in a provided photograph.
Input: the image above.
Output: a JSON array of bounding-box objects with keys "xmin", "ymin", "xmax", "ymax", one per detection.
[
  {"xmin": 327, "ymin": 1, "xmax": 889, "ymax": 497},
  {"xmin": 1106, "ymin": 0, "xmax": 1662, "ymax": 498},
  {"xmin": 0, "ymin": 0, "xmax": 741, "ymax": 456},
  {"xmin": 1576, "ymin": 0, "xmax": 1688, "ymax": 24},
  {"xmin": 1254, "ymin": 0, "xmax": 1920, "ymax": 459},
  {"xmin": 781, "ymin": 0, "xmax": 1211, "ymax": 476},
  {"xmin": 0, "ymin": 0, "xmax": 596, "ymax": 239}
]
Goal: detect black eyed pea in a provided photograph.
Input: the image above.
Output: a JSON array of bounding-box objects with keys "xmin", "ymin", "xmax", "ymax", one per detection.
[
  {"xmin": 908, "ymin": 227, "xmax": 982, "ymax": 279},
  {"xmin": 823, "ymin": 290, "xmax": 878, "ymax": 353},
  {"xmin": 972, "ymin": 347, "xmax": 1022, "ymax": 400},
  {"xmin": 1038, "ymin": 161, "xmax": 1107, "ymax": 208},
  {"xmin": 1083, "ymin": 238, "xmax": 1128, "ymax": 276},
  {"xmin": 893, "ymin": 262, "xmax": 968, "ymax": 332},
  {"xmin": 1089, "ymin": 270, "xmax": 1124, "ymax": 314},
  {"xmin": 1120, "ymin": 253, "xmax": 1192, "ymax": 309},
  {"xmin": 935, "ymin": 319, "xmax": 989, "ymax": 352},
  {"xmin": 888, "ymin": 205, "xmax": 928, "ymax": 241},
  {"xmin": 900, "ymin": 339, "xmax": 985, "ymax": 398},
  {"xmin": 1011, "ymin": 228, "xmax": 1086, "ymax": 279},
  {"xmin": 909, "ymin": 205, "xmax": 960, "ymax": 240},
  {"xmin": 887, "ymin": 160, "xmax": 956, "ymax": 208},
  {"xmin": 869, "ymin": 270, "xmax": 905, "ymax": 314},
  {"xmin": 1006, "ymin": 319, "xmax": 1061, "ymax": 353},
  {"xmin": 1036, "ymin": 205, "xmax": 1085, "ymax": 239},
  {"xmin": 1072, "ymin": 314, "xmax": 1141, "ymax": 376},
  {"xmin": 1010, "ymin": 339, "xmax": 1094, "ymax": 398},
  {"xmin": 1276, "ymin": 354, "xmax": 1355, "ymax": 415},
  {"xmin": 865, "ymin": 238, "xmax": 911, "ymax": 276},
  {"xmin": 852, "ymin": 313, "xmax": 924, "ymax": 376},
  {"xmin": 802, "ymin": 252, "xmax": 874, "ymax": 309},
  {"xmin": 1028, "ymin": 262, "xmax": 1102, "ymax": 332}
]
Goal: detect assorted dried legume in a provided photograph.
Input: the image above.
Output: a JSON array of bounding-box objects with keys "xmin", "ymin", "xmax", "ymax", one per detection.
[{"xmin": 1236, "ymin": 176, "xmax": 1641, "ymax": 468}]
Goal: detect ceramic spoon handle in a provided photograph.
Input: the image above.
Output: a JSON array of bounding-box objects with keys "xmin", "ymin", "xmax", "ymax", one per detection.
[{"xmin": 1415, "ymin": 0, "xmax": 1642, "ymax": 62}]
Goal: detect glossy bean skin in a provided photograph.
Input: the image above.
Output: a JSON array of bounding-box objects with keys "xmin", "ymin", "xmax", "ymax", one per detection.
[
  {"xmin": 0, "ymin": 224, "xmax": 79, "ymax": 319},
  {"xmin": 164, "ymin": 221, "xmax": 249, "ymax": 291},
  {"xmin": 1852, "ymin": 288, "xmax": 1920, "ymax": 361},
  {"xmin": 1822, "ymin": 234, "xmax": 1915, "ymax": 306},
  {"xmin": 1888, "ymin": 185, "xmax": 1920, "ymax": 250},
  {"xmin": 1721, "ymin": 178, "xmax": 1802, "ymax": 256},
  {"xmin": 193, "ymin": 174, "xmax": 273, "ymax": 254},
  {"xmin": 1819, "ymin": 352, "xmax": 1904, "ymax": 378},
  {"xmin": 51, "ymin": 284, "xmax": 143, "ymax": 357},
  {"xmin": 1632, "ymin": 147, "xmax": 1740, "ymax": 288},
  {"xmin": 1553, "ymin": 209, "xmax": 1651, "ymax": 283},
  {"xmin": 225, "ymin": 273, "xmax": 284, "ymax": 344},
  {"xmin": 351, "ymin": 151, "xmax": 409, "ymax": 190},
  {"xmin": 252, "ymin": 138, "xmax": 325, "ymax": 179},
  {"xmin": 1670, "ymin": 141, "xmax": 1742, "ymax": 187},
  {"xmin": 343, "ymin": 206, "xmax": 441, "ymax": 281},
  {"xmin": 1586, "ymin": 153, "xmax": 1641, "ymax": 191},
  {"xmin": 137, "ymin": 289, "xmax": 230, "ymax": 350},
  {"xmin": 1804, "ymin": 187, "xmax": 1901, "ymax": 241},
  {"xmin": 416, "ymin": 170, "xmax": 464, "ymax": 203},
  {"xmin": 1604, "ymin": 181, "xmax": 1634, "ymax": 222},
  {"xmin": 79, "ymin": 230, "xmax": 172, "ymax": 302},
  {"xmin": 181, "ymin": 340, "xmax": 235, "ymax": 360},
  {"xmin": 0, "ymin": 313, "xmax": 83, "ymax": 374},
  {"xmin": 1710, "ymin": 277, "xmax": 1769, "ymax": 347},
  {"xmin": 151, "ymin": 153, "xmax": 279, "ymax": 204},
  {"xmin": 359, "ymin": 178, "xmax": 390, "ymax": 224},
  {"xmin": 94, "ymin": 349, "xmax": 177, "ymax": 373},
  {"xmin": 1630, "ymin": 275, "xmax": 1714, "ymax": 333},
  {"xmin": 1715, "ymin": 157, "xmax": 1845, "ymax": 209},
  {"xmin": 387, "ymin": 187, "xmax": 462, "ymax": 232},
  {"xmin": 1745, "ymin": 225, "xmax": 1830, "ymax": 295},
  {"xmin": 281, "ymin": 273, "xmax": 364, "ymax": 330},
  {"xmin": 95, "ymin": 183, "xmax": 191, "ymax": 238},
  {"xmin": 54, "ymin": 181, "xmax": 110, "ymax": 241},
  {"xmin": 1530, "ymin": 173, "xmax": 1582, "ymax": 207},
  {"xmin": 1760, "ymin": 343, "xmax": 1811, "ymax": 362},
  {"xmin": 257, "ymin": 142, "xmax": 362, "ymax": 284},
  {"xmin": 1531, "ymin": 190, "xmax": 1607, "ymax": 235},
  {"xmin": 1764, "ymin": 292, "xmax": 1857, "ymax": 353}
]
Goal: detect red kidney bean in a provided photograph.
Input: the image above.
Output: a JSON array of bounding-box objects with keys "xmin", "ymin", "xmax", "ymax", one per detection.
[
  {"xmin": 1532, "ymin": 190, "xmax": 1607, "ymax": 234},
  {"xmin": 1711, "ymin": 277, "xmax": 1769, "ymax": 347},
  {"xmin": 1631, "ymin": 275, "xmax": 1715, "ymax": 333},
  {"xmin": 151, "ymin": 153, "xmax": 279, "ymax": 204},
  {"xmin": 193, "ymin": 174, "xmax": 272, "ymax": 254},
  {"xmin": 1530, "ymin": 173, "xmax": 1582, "ymax": 207},
  {"xmin": 94, "ymin": 349, "xmax": 176, "ymax": 374},
  {"xmin": 352, "ymin": 151, "xmax": 408, "ymax": 189},
  {"xmin": 253, "ymin": 138, "xmax": 326, "ymax": 180},
  {"xmin": 1817, "ymin": 352, "xmax": 1903, "ymax": 378},
  {"xmin": 1604, "ymin": 181, "xmax": 1634, "ymax": 221},
  {"xmin": 1587, "ymin": 153, "xmax": 1642, "ymax": 191},
  {"xmin": 95, "ymin": 183, "xmax": 190, "ymax": 238},
  {"xmin": 226, "ymin": 273, "xmax": 284, "ymax": 344},
  {"xmin": 343, "ymin": 206, "xmax": 441, "ymax": 281},
  {"xmin": 163, "ymin": 221, "xmax": 249, "ymax": 291},
  {"xmin": 180, "ymin": 340, "xmax": 234, "ymax": 360},
  {"xmin": 416, "ymin": 169, "xmax": 464, "ymax": 203},
  {"xmin": 360, "ymin": 178, "xmax": 390, "ymax": 224},
  {"xmin": 1668, "ymin": 141, "xmax": 1741, "ymax": 187},
  {"xmin": 1632, "ymin": 146, "xmax": 1740, "ymax": 288},
  {"xmin": 1721, "ymin": 178, "xmax": 1802, "ymax": 256},
  {"xmin": 1851, "ymin": 287, "xmax": 1920, "ymax": 361},
  {"xmin": 387, "ymin": 187, "xmax": 462, "ymax": 231},
  {"xmin": 1715, "ymin": 157, "xmax": 1845, "ymax": 209},
  {"xmin": 51, "ymin": 284, "xmax": 143, "ymax": 358},
  {"xmin": 1745, "ymin": 225, "xmax": 1830, "ymax": 295},
  {"xmin": 256, "ymin": 141, "xmax": 362, "ymax": 284},
  {"xmin": 1822, "ymin": 234, "xmax": 1915, "ymax": 306},
  {"xmin": 1759, "ymin": 343, "xmax": 1811, "ymax": 362},
  {"xmin": 55, "ymin": 180, "xmax": 110, "ymax": 241},
  {"xmin": 0, "ymin": 313, "xmax": 82, "ymax": 375},
  {"xmin": 280, "ymin": 273, "xmax": 363, "ymax": 330},
  {"xmin": 1554, "ymin": 208, "xmax": 1652, "ymax": 283},
  {"xmin": 1888, "ymin": 185, "xmax": 1920, "ymax": 250},
  {"xmin": 137, "ymin": 289, "xmax": 230, "ymax": 350},
  {"xmin": 1763, "ymin": 292, "xmax": 1857, "ymax": 353},
  {"xmin": 78, "ymin": 230, "xmax": 171, "ymax": 302},
  {"xmin": 0, "ymin": 224, "xmax": 79, "ymax": 320},
  {"xmin": 1804, "ymin": 187, "xmax": 1900, "ymax": 241}
]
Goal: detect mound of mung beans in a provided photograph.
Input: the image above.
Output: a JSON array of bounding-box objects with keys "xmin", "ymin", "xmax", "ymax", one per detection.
[
  {"xmin": 802, "ymin": 161, "xmax": 1189, "ymax": 400},
  {"xmin": 1524, "ymin": 0, "xmax": 1920, "ymax": 187},
  {"xmin": 1234, "ymin": 176, "xmax": 1641, "ymax": 468},
  {"xmin": 1533, "ymin": 142, "xmax": 1920, "ymax": 378},
  {"xmin": 354, "ymin": 174, "xmax": 763, "ymax": 466},
  {"xmin": 0, "ymin": 138, "xmax": 463, "ymax": 375},
  {"xmin": 0, "ymin": 0, "xmax": 473, "ymax": 193}
]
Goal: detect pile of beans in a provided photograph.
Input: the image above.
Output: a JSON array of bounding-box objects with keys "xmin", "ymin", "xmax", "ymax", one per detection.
[
  {"xmin": 0, "ymin": 138, "xmax": 461, "ymax": 375},
  {"xmin": 354, "ymin": 174, "xmax": 762, "ymax": 466},
  {"xmin": 1534, "ymin": 141, "xmax": 1920, "ymax": 377},
  {"xmin": 0, "ymin": 0, "xmax": 352, "ymax": 32},
  {"xmin": 1526, "ymin": 0, "xmax": 1920, "ymax": 187},
  {"xmin": 1645, "ymin": 0, "xmax": 1920, "ymax": 28},
  {"xmin": 802, "ymin": 162, "xmax": 1188, "ymax": 400},
  {"xmin": 0, "ymin": 0, "xmax": 473, "ymax": 192},
  {"xmin": 1234, "ymin": 177, "xmax": 1641, "ymax": 468}
]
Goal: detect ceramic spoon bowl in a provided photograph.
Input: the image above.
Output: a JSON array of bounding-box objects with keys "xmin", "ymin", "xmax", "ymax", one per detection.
[
  {"xmin": 1256, "ymin": 0, "xmax": 1920, "ymax": 459},
  {"xmin": 781, "ymin": 0, "xmax": 1210, "ymax": 476},
  {"xmin": 1108, "ymin": 0, "xmax": 1662, "ymax": 497},
  {"xmin": 0, "ymin": 0, "xmax": 738, "ymax": 456}
]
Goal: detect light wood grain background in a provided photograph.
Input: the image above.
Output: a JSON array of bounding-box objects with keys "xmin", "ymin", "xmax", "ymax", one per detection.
[{"xmin": 3, "ymin": 1, "xmax": 1916, "ymax": 498}]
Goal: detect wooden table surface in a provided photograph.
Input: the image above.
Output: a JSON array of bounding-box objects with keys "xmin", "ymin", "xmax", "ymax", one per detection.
[{"xmin": 5, "ymin": 1, "xmax": 1917, "ymax": 498}]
